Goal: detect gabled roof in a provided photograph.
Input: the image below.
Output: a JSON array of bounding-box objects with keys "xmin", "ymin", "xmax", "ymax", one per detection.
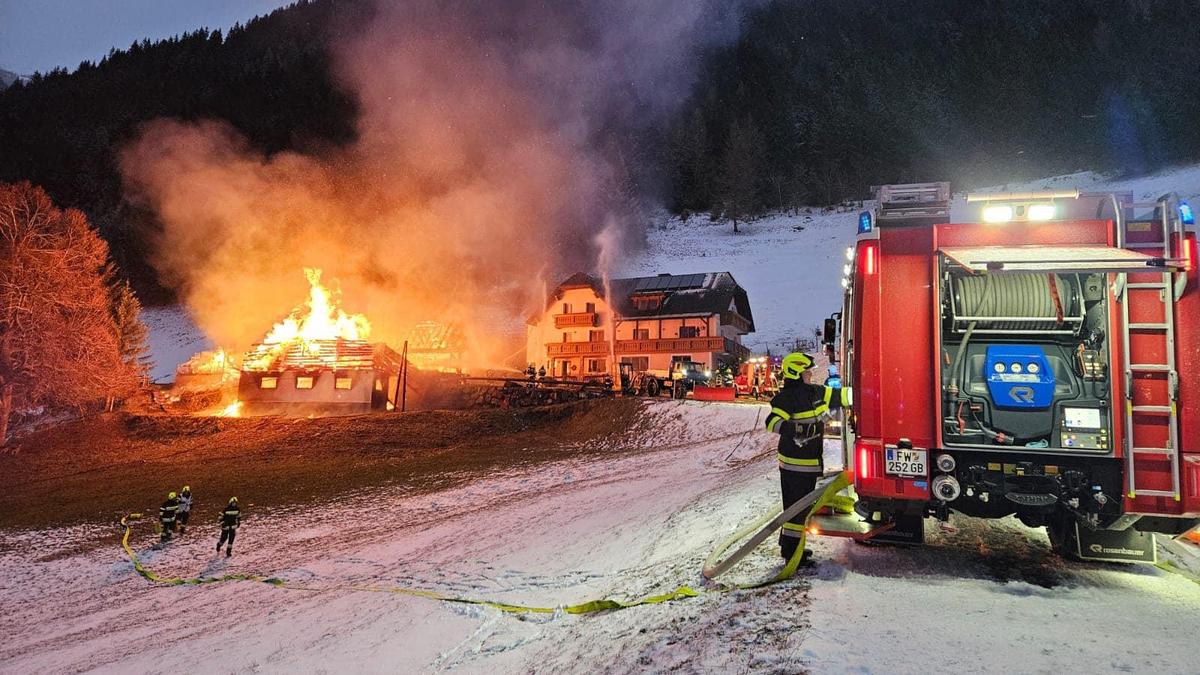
[{"xmin": 539, "ymin": 271, "xmax": 755, "ymax": 331}]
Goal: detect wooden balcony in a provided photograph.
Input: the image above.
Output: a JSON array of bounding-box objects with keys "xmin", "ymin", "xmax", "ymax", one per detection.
[
  {"xmin": 547, "ymin": 337, "xmax": 749, "ymax": 358},
  {"xmin": 554, "ymin": 312, "xmax": 599, "ymax": 328},
  {"xmin": 614, "ymin": 337, "xmax": 748, "ymax": 356},
  {"xmin": 547, "ymin": 340, "xmax": 610, "ymax": 357}
]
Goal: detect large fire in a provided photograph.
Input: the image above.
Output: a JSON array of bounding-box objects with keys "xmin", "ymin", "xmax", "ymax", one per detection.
[{"xmin": 243, "ymin": 268, "xmax": 371, "ymax": 371}]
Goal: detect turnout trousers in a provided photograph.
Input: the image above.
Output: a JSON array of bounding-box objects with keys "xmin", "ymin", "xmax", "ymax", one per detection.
[{"xmin": 778, "ymin": 435, "xmax": 824, "ymax": 558}]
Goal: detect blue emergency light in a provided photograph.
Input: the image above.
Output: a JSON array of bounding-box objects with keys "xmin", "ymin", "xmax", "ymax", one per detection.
[
  {"xmin": 858, "ymin": 211, "xmax": 873, "ymax": 234},
  {"xmin": 1181, "ymin": 201, "xmax": 1194, "ymax": 226},
  {"xmin": 984, "ymin": 345, "xmax": 1055, "ymax": 410}
]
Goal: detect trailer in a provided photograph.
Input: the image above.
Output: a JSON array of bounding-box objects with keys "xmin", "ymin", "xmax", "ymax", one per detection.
[{"xmin": 833, "ymin": 183, "xmax": 1200, "ymax": 561}]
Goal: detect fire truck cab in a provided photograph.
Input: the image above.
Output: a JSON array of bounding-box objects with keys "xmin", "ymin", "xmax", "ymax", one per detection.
[{"xmin": 836, "ymin": 182, "xmax": 1200, "ymax": 562}]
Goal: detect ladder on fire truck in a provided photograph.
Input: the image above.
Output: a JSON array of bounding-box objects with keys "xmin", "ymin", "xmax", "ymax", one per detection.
[{"xmin": 1117, "ymin": 193, "xmax": 1187, "ymax": 501}]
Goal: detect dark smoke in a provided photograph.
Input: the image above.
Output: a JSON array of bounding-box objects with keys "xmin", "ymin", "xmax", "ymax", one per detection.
[{"xmin": 120, "ymin": 0, "xmax": 752, "ymax": 366}]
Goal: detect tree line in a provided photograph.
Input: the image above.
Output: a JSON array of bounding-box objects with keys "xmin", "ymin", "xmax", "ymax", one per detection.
[
  {"xmin": 667, "ymin": 0, "xmax": 1200, "ymax": 218},
  {"xmin": 6, "ymin": 0, "xmax": 1199, "ymax": 286},
  {"xmin": 0, "ymin": 0, "xmax": 368, "ymax": 302}
]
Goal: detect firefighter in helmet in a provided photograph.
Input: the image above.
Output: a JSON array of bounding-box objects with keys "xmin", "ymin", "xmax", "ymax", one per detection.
[
  {"xmin": 217, "ymin": 497, "xmax": 241, "ymax": 558},
  {"xmin": 175, "ymin": 485, "xmax": 193, "ymax": 534},
  {"xmin": 159, "ymin": 491, "xmax": 180, "ymax": 543},
  {"xmin": 764, "ymin": 352, "xmax": 852, "ymax": 562}
]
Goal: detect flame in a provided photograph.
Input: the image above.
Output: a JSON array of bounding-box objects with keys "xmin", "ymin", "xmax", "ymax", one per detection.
[
  {"xmin": 178, "ymin": 348, "xmax": 232, "ymax": 375},
  {"xmin": 218, "ymin": 400, "xmax": 243, "ymax": 417},
  {"xmin": 244, "ymin": 268, "xmax": 371, "ymax": 370}
]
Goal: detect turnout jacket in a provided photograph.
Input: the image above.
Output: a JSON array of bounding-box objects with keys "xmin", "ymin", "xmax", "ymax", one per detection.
[
  {"xmin": 765, "ymin": 380, "xmax": 851, "ymax": 472},
  {"xmin": 177, "ymin": 493, "xmax": 193, "ymax": 514},
  {"xmin": 159, "ymin": 497, "xmax": 179, "ymax": 523},
  {"xmin": 220, "ymin": 504, "xmax": 241, "ymax": 530}
]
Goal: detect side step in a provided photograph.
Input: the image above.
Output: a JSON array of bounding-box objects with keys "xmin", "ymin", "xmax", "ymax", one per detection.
[
  {"xmin": 808, "ymin": 511, "xmax": 896, "ymax": 542},
  {"xmin": 1073, "ymin": 522, "xmax": 1157, "ymax": 564},
  {"xmin": 814, "ymin": 511, "xmax": 925, "ymax": 545}
]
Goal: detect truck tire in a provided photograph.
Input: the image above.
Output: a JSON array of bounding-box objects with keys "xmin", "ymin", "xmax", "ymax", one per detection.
[
  {"xmin": 1047, "ymin": 516, "xmax": 1079, "ymax": 560},
  {"xmin": 646, "ymin": 378, "xmax": 660, "ymax": 397}
]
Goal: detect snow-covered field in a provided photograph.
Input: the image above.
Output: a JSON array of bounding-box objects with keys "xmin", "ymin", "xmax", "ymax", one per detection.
[{"xmin": 1, "ymin": 400, "xmax": 1197, "ymax": 674}]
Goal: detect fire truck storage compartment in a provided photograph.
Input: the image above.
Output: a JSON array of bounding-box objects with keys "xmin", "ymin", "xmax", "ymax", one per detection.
[{"xmin": 940, "ymin": 261, "xmax": 1112, "ymax": 451}]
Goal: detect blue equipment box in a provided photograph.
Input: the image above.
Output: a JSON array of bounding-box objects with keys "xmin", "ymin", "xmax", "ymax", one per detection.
[{"xmin": 984, "ymin": 345, "xmax": 1055, "ymax": 409}]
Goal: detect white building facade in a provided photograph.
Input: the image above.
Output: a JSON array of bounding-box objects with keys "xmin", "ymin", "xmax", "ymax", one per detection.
[{"xmin": 526, "ymin": 272, "xmax": 754, "ymax": 379}]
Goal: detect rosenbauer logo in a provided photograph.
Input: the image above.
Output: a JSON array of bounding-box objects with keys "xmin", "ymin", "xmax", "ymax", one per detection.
[{"xmin": 1088, "ymin": 543, "xmax": 1146, "ymax": 557}]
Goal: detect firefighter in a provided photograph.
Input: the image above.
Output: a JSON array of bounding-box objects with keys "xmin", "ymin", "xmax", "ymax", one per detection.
[
  {"xmin": 175, "ymin": 485, "xmax": 193, "ymax": 534},
  {"xmin": 159, "ymin": 491, "xmax": 180, "ymax": 543},
  {"xmin": 824, "ymin": 364, "xmax": 841, "ymax": 388},
  {"xmin": 217, "ymin": 497, "xmax": 241, "ymax": 557},
  {"xmin": 526, "ymin": 364, "xmax": 537, "ymax": 381},
  {"xmin": 764, "ymin": 352, "xmax": 852, "ymax": 562},
  {"xmin": 537, "ymin": 365, "xmax": 546, "ymax": 380}
]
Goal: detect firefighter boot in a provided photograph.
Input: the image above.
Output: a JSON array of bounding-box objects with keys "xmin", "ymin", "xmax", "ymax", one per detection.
[
  {"xmin": 226, "ymin": 548, "xmax": 232, "ymax": 558},
  {"xmin": 780, "ymin": 537, "xmax": 813, "ymax": 564}
]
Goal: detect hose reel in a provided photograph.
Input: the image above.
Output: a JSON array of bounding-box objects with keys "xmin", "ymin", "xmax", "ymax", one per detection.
[{"xmin": 949, "ymin": 273, "xmax": 1083, "ymax": 334}]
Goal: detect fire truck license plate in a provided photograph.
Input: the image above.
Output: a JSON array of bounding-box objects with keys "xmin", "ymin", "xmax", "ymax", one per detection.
[{"xmin": 885, "ymin": 449, "xmax": 927, "ymax": 476}]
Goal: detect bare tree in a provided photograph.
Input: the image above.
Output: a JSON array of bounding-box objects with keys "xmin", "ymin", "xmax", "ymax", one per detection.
[{"xmin": 0, "ymin": 182, "xmax": 140, "ymax": 445}]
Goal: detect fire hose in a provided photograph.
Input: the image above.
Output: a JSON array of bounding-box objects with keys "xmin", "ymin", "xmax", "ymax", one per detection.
[{"xmin": 117, "ymin": 477, "xmax": 852, "ymax": 615}]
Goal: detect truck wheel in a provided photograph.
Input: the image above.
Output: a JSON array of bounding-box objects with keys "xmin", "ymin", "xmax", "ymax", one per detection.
[
  {"xmin": 1047, "ymin": 517, "xmax": 1079, "ymax": 560},
  {"xmin": 646, "ymin": 379, "xmax": 660, "ymax": 397}
]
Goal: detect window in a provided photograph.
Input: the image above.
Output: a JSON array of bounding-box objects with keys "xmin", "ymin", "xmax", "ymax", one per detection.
[
  {"xmin": 335, "ymin": 376, "xmax": 353, "ymax": 390},
  {"xmin": 621, "ymin": 356, "xmax": 650, "ymax": 371},
  {"xmin": 632, "ymin": 295, "xmax": 663, "ymax": 311},
  {"xmin": 586, "ymin": 359, "xmax": 606, "ymax": 373},
  {"xmin": 295, "ymin": 376, "xmax": 314, "ymax": 390},
  {"xmin": 589, "ymin": 329, "xmax": 605, "ymax": 343},
  {"xmin": 679, "ymin": 326, "xmax": 700, "ymax": 338},
  {"xmin": 633, "ymin": 328, "xmax": 650, "ymax": 340},
  {"xmin": 562, "ymin": 332, "xmax": 569, "ymax": 342},
  {"xmin": 562, "ymin": 303, "xmax": 571, "ymax": 314},
  {"xmin": 585, "ymin": 302, "xmax": 596, "ymax": 313},
  {"xmin": 260, "ymin": 376, "xmax": 278, "ymax": 390}
]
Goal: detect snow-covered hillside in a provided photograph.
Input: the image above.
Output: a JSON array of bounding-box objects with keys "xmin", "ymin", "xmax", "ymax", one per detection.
[
  {"xmin": 624, "ymin": 164, "xmax": 1200, "ymax": 356},
  {"xmin": 141, "ymin": 306, "xmax": 211, "ymax": 383}
]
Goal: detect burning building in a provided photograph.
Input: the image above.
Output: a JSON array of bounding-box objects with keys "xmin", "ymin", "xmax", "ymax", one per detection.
[
  {"xmin": 234, "ymin": 269, "xmax": 406, "ymax": 416},
  {"xmin": 405, "ymin": 321, "xmax": 466, "ymax": 373}
]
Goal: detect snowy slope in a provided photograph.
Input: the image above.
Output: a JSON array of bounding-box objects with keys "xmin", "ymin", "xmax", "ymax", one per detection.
[
  {"xmin": 624, "ymin": 164, "xmax": 1200, "ymax": 357},
  {"xmin": 141, "ymin": 305, "xmax": 211, "ymax": 383},
  {"xmin": 2, "ymin": 400, "xmax": 1197, "ymax": 673}
]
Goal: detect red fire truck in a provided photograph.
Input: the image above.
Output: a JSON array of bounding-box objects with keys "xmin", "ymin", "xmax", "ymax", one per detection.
[{"xmin": 833, "ymin": 182, "xmax": 1200, "ymax": 562}]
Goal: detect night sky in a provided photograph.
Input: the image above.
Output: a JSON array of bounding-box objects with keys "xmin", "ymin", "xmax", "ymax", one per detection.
[{"xmin": 0, "ymin": 0, "xmax": 292, "ymax": 75}]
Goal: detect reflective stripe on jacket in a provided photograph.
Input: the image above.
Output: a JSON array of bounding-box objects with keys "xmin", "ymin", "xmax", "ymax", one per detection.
[
  {"xmin": 220, "ymin": 507, "xmax": 241, "ymax": 530},
  {"xmin": 765, "ymin": 381, "xmax": 851, "ymax": 472}
]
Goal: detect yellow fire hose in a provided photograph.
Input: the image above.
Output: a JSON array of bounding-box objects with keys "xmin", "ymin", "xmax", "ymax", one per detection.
[{"xmin": 118, "ymin": 476, "xmax": 853, "ymax": 615}]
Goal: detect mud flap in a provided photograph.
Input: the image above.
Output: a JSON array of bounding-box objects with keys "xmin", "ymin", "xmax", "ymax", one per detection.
[
  {"xmin": 864, "ymin": 513, "xmax": 926, "ymax": 546},
  {"xmin": 1074, "ymin": 523, "xmax": 1157, "ymax": 564}
]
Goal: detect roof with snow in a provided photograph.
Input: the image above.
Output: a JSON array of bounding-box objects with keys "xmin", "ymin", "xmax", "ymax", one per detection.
[{"xmin": 546, "ymin": 271, "xmax": 754, "ymax": 331}]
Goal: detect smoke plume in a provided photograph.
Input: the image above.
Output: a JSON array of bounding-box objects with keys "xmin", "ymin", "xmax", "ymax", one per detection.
[{"xmin": 120, "ymin": 0, "xmax": 749, "ymax": 368}]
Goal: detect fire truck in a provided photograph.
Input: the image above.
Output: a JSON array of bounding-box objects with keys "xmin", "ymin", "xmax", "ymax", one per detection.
[{"xmin": 832, "ymin": 182, "xmax": 1200, "ymax": 562}]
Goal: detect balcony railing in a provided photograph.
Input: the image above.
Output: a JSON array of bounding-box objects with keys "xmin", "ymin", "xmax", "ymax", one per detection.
[
  {"xmin": 547, "ymin": 340, "xmax": 610, "ymax": 356},
  {"xmin": 615, "ymin": 337, "xmax": 741, "ymax": 354},
  {"xmin": 554, "ymin": 312, "xmax": 599, "ymax": 328},
  {"xmin": 547, "ymin": 337, "xmax": 749, "ymax": 358}
]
